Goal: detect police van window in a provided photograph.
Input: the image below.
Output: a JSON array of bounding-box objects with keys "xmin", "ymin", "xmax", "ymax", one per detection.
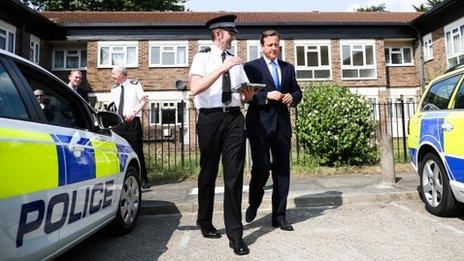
[
  {"xmin": 14, "ymin": 62, "xmax": 89, "ymax": 129},
  {"xmin": 453, "ymin": 81, "xmax": 464, "ymax": 109},
  {"xmin": 0, "ymin": 63, "xmax": 29, "ymax": 120},
  {"xmin": 421, "ymin": 74, "xmax": 462, "ymax": 111}
]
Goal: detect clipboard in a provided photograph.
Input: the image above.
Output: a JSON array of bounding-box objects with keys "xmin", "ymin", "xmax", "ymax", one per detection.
[{"xmin": 232, "ymin": 82, "xmax": 266, "ymax": 93}]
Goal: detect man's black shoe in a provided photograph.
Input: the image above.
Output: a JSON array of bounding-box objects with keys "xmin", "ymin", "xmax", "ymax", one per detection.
[
  {"xmin": 229, "ymin": 238, "xmax": 250, "ymax": 255},
  {"xmin": 245, "ymin": 206, "xmax": 257, "ymax": 223},
  {"xmin": 196, "ymin": 222, "xmax": 221, "ymax": 238},
  {"xmin": 141, "ymin": 180, "xmax": 151, "ymax": 189},
  {"xmin": 272, "ymin": 220, "xmax": 294, "ymax": 231}
]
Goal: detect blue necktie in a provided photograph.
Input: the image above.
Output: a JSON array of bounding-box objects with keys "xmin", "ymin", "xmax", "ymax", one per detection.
[{"xmin": 271, "ymin": 60, "xmax": 281, "ymax": 91}]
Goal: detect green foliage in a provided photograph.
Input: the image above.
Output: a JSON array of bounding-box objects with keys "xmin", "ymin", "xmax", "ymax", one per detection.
[
  {"xmin": 413, "ymin": 0, "xmax": 445, "ymax": 12},
  {"xmin": 295, "ymin": 83, "xmax": 378, "ymax": 167},
  {"xmin": 356, "ymin": 3, "xmax": 386, "ymax": 12},
  {"xmin": 22, "ymin": 0, "xmax": 186, "ymax": 11},
  {"xmin": 146, "ymin": 156, "xmax": 199, "ymax": 184}
]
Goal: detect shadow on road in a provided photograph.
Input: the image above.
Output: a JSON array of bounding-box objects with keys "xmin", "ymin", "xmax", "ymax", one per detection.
[
  {"xmin": 57, "ymin": 200, "xmax": 181, "ymax": 261},
  {"xmin": 243, "ymin": 191, "xmax": 343, "ymax": 246}
]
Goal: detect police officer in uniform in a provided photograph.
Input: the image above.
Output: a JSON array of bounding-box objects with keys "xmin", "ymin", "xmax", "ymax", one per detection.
[
  {"xmin": 110, "ymin": 66, "xmax": 150, "ymax": 188},
  {"xmin": 189, "ymin": 14, "xmax": 256, "ymax": 255}
]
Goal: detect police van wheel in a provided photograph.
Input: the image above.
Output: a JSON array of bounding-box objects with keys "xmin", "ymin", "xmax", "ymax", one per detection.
[
  {"xmin": 419, "ymin": 153, "xmax": 462, "ymax": 217},
  {"xmin": 111, "ymin": 165, "xmax": 141, "ymax": 234}
]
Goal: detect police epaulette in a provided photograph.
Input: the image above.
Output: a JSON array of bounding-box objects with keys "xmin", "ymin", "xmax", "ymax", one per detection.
[
  {"xmin": 200, "ymin": 47, "xmax": 211, "ymax": 53},
  {"xmin": 130, "ymin": 80, "xmax": 139, "ymax": 84},
  {"xmin": 112, "ymin": 84, "xmax": 119, "ymax": 88}
]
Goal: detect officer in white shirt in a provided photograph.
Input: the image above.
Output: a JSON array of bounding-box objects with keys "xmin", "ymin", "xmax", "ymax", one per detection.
[
  {"xmin": 189, "ymin": 14, "xmax": 255, "ymax": 256},
  {"xmin": 110, "ymin": 66, "xmax": 150, "ymax": 188}
]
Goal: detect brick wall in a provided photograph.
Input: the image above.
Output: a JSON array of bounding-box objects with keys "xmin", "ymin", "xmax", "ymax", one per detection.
[{"xmin": 424, "ymin": 28, "xmax": 448, "ymax": 84}]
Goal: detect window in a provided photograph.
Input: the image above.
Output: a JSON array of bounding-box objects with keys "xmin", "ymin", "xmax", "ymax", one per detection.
[
  {"xmin": 340, "ymin": 40, "xmax": 376, "ymax": 80},
  {"xmin": 423, "ymin": 33, "xmax": 433, "ymax": 61},
  {"xmin": 149, "ymin": 41, "xmax": 188, "ymax": 67},
  {"xmin": 246, "ymin": 40, "xmax": 285, "ymax": 61},
  {"xmin": 453, "ymin": 81, "xmax": 464, "ymax": 109},
  {"xmin": 30, "ymin": 35, "xmax": 40, "ymax": 65},
  {"xmin": 0, "ymin": 27, "xmax": 15, "ymax": 53},
  {"xmin": 294, "ymin": 40, "xmax": 331, "ymax": 80},
  {"xmin": 53, "ymin": 50, "xmax": 87, "ymax": 70},
  {"xmin": 15, "ymin": 61, "xmax": 89, "ymax": 129},
  {"xmin": 422, "ymin": 74, "xmax": 463, "ymax": 111},
  {"xmin": 98, "ymin": 41, "xmax": 138, "ymax": 68},
  {"xmin": 385, "ymin": 46, "xmax": 413, "ymax": 66},
  {"xmin": 198, "ymin": 40, "xmax": 237, "ymax": 56},
  {"xmin": 150, "ymin": 101, "xmax": 185, "ymax": 125},
  {"xmin": 0, "ymin": 63, "xmax": 29, "ymax": 120},
  {"xmin": 444, "ymin": 19, "xmax": 464, "ymax": 68}
]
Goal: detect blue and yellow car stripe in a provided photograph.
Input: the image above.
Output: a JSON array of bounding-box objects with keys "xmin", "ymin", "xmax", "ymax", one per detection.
[{"xmin": 0, "ymin": 127, "xmax": 133, "ymax": 200}]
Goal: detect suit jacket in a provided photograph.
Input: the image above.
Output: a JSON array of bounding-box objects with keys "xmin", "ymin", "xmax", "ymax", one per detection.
[
  {"xmin": 244, "ymin": 57, "xmax": 302, "ymax": 142},
  {"xmin": 76, "ymin": 87, "xmax": 89, "ymax": 102}
]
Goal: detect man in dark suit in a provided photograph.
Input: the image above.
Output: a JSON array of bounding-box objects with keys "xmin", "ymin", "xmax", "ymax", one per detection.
[
  {"xmin": 243, "ymin": 30, "xmax": 302, "ymax": 231},
  {"xmin": 68, "ymin": 70, "xmax": 89, "ymax": 102}
]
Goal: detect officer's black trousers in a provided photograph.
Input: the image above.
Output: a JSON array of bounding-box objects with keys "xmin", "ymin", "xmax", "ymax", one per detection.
[
  {"xmin": 196, "ymin": 110, "xmax": 245, "ymax": 240},
  {"xmin": 113, "ymin": 117, "xmax": 148, "ymax": 181}
]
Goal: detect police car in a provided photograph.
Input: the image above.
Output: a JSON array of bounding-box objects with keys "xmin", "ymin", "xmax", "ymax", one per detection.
[
  {"xmin": 408, "ymin": 64, "xmax": 464, "ymax": 216},
  {"xmin": 0, "ymin": 49, "xmax": 142, "ymax": 260}
]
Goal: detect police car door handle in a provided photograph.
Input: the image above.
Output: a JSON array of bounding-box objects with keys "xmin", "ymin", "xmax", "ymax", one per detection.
[{"xmin": 441, "ymin": 122, "xmax": 454, "ymax": 131}]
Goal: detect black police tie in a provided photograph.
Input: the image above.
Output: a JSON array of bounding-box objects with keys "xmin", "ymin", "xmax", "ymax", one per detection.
[
  {"xmin": 221, "ymin": 52, "xmax": 231, "ymax": 105},
  {"xmin": 118, "ymin": 84, "xmax": 124, "ymax": 117}
]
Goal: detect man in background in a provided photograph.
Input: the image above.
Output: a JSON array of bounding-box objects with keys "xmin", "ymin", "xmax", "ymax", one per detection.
[{"xmin": 68, "ymin": 70, "xmax": 89, "ymax": 102}]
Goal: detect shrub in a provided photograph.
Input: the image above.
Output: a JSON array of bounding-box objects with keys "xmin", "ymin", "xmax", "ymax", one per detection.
[{"xmin": 295, "ymin": 83, "xmax": 377, "ymax": 166}]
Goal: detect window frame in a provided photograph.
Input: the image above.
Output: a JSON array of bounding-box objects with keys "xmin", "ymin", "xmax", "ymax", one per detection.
[
  {"xmin": 97, "ymin": 41, "xmax": 139, "ymax": 68},
  {"xmin": 0, "ymin": 21, "xmax": 16, "ymax": 54},
  {"xmin": 246, "ymin": 40, "xmax": 285, "ymax": 62},
  {"xmin": 385, "ymin": 46, "xmax": 414, "ymax": 66},
  {"xmin": 29, "ymin": 35, "xmax": 40, "ymax": 65},
  {"xmin": 52, "ymin": 49, "xmax": 87, "ymax": 71},
  {"xmin": 294, "ymin": 40, "xmax": 332, "ymax": 81},
  {"xmin": 148, "ymin": 41, "xmax": 189, "ymax": 68},
  {"xmin": 423, "ymin": 33, "xmax": 433, "ymax": 62},
  {"xmin": 149, "ymin": 101, "xmax": 185, "ymax": 126},
  {"xmin": 340, "ymin": 40, "xmax": 377, "ymax": 80},
  {"xmin": 444, "ymin": 18, "xmax": 464, "ymax": 68}
]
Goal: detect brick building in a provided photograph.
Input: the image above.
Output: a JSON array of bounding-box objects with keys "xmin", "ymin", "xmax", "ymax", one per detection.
[{"xmin": 1, "ymin": 0, "xmax": 463, "ymax": 142}]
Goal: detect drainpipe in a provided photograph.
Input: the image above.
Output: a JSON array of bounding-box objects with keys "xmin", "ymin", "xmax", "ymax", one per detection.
[{"xmin": 412, "ymin": 24, "xmax": 425, "ymax": 94}]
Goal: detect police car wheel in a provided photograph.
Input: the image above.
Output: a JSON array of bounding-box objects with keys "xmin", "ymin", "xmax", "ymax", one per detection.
[
  {"xmin": 419, "ymin": 153, "xmax": 462, "ymax": 217},
  {"xmin": 110, "ymin": 165, "xmax": 141, "ymax": 234}
]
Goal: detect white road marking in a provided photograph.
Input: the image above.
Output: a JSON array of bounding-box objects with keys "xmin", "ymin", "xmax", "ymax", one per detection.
[
  {"xmin": 190, "ymin": 185, "xmax": 249, "ymax": 195},
  {"xmin": 178, "ymin": 231, "xmax": 191, "ymax": 249},
  {"xmin": 391, "ymin": 202, "xmax": 464, "ymax": 235}
]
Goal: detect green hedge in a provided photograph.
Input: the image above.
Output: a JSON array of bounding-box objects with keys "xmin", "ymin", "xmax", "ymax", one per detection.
[{"xmin": 295, "ymin": 83, "xmax": 377, "ymax": 166}]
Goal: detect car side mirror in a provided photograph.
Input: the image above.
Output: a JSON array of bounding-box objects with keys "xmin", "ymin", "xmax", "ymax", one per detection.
[{"xmin": 97, "ymin": 111, "xmax": 122, "ymax": 129}]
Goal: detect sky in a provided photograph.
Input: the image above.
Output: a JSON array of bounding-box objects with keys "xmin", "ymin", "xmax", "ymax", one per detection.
[{"xmin": 185, "ymin": 0, "xmax": 427, "ymax": 12}]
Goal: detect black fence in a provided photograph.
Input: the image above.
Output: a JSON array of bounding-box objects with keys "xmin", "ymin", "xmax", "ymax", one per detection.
[{"xmin": 140, "ymin": 98, "xmax": 418, "ymax": 173}]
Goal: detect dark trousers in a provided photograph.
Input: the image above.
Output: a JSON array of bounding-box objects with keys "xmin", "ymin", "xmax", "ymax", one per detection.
[
  {"xmin": 113, "ymin": 117, "xmax": 148, "ymax": 181},
  {"xmin": 248, "ymin": 132, "xmax": 290, "ymax": 223},
  {"xmin": 196, "ymin": 110, "xmax": 245, "ymax": 239}
]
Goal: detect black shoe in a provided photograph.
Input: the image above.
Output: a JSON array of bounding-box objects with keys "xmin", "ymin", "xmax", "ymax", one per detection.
[
  {"xmin": 245, "ymin": 206, "xmax": 257, "ymax": 223},
  {"xmin": 229, "ymin": 237, "xmax": 250, "ymax": 255},
  {"xmin": 141, "ymin": 180, "xmax": 151, "ymax": 189},
  {"xmin": 272, "ymin": 220, "xmax": 294, "ymax": 231},
  {"xmin": 196, "ymin": 221, "xmax": 221, "ymax": 238}
]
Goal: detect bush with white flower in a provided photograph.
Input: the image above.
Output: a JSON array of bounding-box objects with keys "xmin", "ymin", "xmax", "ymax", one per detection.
[{"xmin": 295, "ymin": 83, "xmax": 377, "ymax": 166}]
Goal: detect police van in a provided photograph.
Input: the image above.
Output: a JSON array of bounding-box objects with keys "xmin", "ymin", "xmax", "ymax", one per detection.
[
  {"xmin": 408, "ymin": 64, "xmax": 464, "ymax": 217},
  {"xmin": 0, "ymin": 49, "xmax": 142, "ymax": 260}
]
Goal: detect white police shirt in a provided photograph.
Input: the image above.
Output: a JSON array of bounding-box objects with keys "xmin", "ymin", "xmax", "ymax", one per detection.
[
  {"xmin": 189, "ymin": 45, "xmax": 249, "ymax": 109},
  {"xmin": 110, "ymin": 78, "xmax": 145, "ymax": 117}
]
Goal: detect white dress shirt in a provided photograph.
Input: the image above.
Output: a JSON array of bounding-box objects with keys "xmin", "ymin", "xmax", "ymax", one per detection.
[
  {"xmin": 189, "ymin": 45, "xmax": 249, "ymax": 109},
  {"xmin": 110, "ymin": 78, "xmax": 145, "ymax": 117}
]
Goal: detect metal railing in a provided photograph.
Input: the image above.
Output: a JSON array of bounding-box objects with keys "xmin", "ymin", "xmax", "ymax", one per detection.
[{"xmin": 139, "ymin": 98, "xmax": 418, "ymax": 173}]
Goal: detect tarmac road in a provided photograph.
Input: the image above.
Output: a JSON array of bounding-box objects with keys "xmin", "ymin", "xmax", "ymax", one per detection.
[{"xmin": 59, "ymin": 200, "xmax": 464, "ymax": 260}]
